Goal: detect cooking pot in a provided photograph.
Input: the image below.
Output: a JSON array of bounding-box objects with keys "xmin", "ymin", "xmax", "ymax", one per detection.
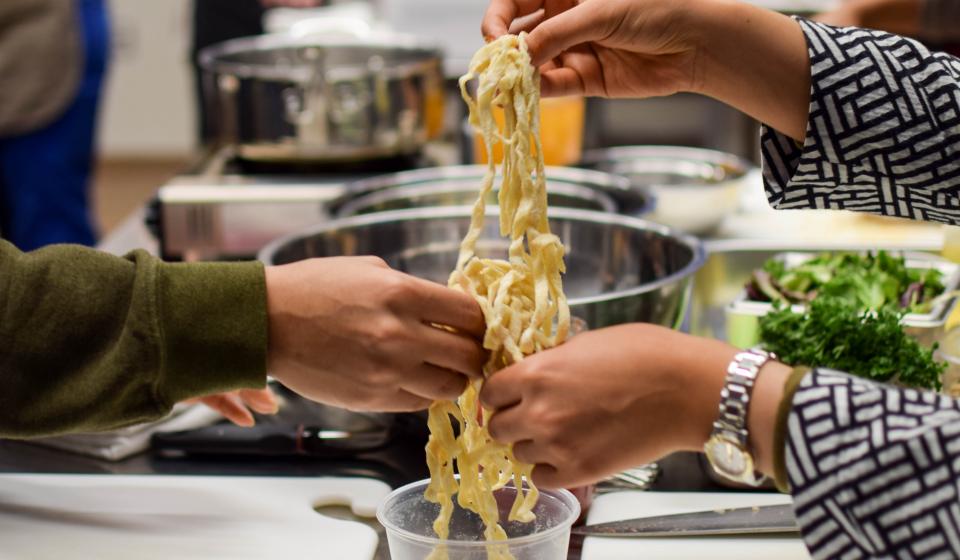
[{"xmin": 198, "ymin": 31, "xmax": 444, "ymax": 163}]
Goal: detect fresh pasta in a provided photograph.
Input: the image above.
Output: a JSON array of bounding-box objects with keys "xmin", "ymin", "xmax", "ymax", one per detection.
[{"xmin": 423, "ymin": 33, "xmax": 570, "ymax": 559}]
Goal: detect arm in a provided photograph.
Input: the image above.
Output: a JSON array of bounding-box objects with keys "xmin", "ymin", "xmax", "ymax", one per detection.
[
  {"xmin": 484, "ymin": 0, "xmax": 960, "ymax": 223},
  {"xmin": 760, "ymin": 20, "xmax": 960, "ymax": 223},
  {"xmin": 0, "ymin": 240, "xmax": 268, "ymax": 437},
  {"xmin": 779, "ymin": 367, "xmax": 960, "ymax": 558},
  {"xmin": 0, "ymin": 241, "xmax": 486, "ymax": 438},
  {"xmin": 479, "ymin": 324, "xmax": 960, "ymax": 557}
]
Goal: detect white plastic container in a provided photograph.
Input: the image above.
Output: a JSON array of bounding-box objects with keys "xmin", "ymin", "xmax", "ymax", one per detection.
[{"xmin": 376, "ymin": 478, "xmax": 580, "ymax": 560}]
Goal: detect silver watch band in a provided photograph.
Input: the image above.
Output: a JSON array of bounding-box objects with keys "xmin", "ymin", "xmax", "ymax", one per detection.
[{"xmin": 712, "ymin": 349, "xmax": 772, "ymax": 449}]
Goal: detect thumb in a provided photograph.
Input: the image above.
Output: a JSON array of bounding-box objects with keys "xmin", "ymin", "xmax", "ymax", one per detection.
[{"xmin": 525, "ymin": 0, "xmax": 616, "ymax": 66}]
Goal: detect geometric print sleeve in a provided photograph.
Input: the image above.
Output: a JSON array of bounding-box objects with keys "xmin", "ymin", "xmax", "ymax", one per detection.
[
  {"xmin": 785, "ymin": 368, "xmax": 960, "ymax": 559},
  {"xmin": 760, "ymin": 19, "xmax": 960, "ymax": 225}
]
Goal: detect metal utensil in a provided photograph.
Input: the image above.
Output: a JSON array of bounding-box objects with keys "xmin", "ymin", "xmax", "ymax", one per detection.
[
  {"xmin": 572, "ymin": 504, "xmax": 799, "ymax": 537},
  {"xmin": 259, "ymin": 207, "xmax": 706, "ymax": 330},
  {"xmin": 579, "ymin": 145, "xmax": 753, "ymax": 234},
  {"xmin": 198, "ymin": 31, "xmax": 444, "ymax": 163},
  {"xmin": 597, "ymin": 464, "xmax": 661, "ymax": 493}
]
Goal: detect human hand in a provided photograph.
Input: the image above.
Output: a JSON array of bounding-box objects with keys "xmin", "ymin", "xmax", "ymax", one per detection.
[
  {"xmin": 482, "ymin": 0, "xmax": 811, "ymax": 141},
  {"xmin": 265, "ymin": 257, "xmax": 486, "ymax": 412},
  {"xmin": 185, "ymin": 387, "xmax": 279, "ymax": 427},
  {"xmin": 482, "ymin": 0, "xmax": 701, "ymax": 99},
  {"xmin": 480, "ymin": 323, "xmax": 790, "ymax": 488}
]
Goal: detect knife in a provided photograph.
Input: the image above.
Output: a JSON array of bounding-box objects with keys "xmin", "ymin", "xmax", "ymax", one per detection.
[{"xmin": 572, "ymin": 504, "xmax": 800, "ymax": 537}]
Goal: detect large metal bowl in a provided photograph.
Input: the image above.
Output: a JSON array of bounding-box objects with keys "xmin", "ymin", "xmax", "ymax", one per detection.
[
  {"xmin": 259, "ymin": 207, "xmax": 705, "ymax": 329},
  {"xmin": 329, "ymin": 165, "xmax": 652, "ymax": 219}
]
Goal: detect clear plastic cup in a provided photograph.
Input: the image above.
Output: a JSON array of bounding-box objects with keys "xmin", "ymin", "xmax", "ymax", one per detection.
[{"xmin": 376, "ymin": 479, "xmax": 580, "ymax": 560}]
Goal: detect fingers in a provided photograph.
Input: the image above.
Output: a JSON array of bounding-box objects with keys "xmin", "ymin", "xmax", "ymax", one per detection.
[
  {"xmin": 199, "ymin": 393, "xmax": 255, "ymax": 427},
  {"xmin": 480, "ymin": 365, "xmax": 524, "ymax": 410},
  {"xmin": 408, "ymin": 277, "xmax": 486, "ymax": 337},
  {"xmin": 238, "ymin": 387, "xmax": 280, "ymax": 415},
  {"xmin": 383, "ymin": 389, "xmax": 434, "ymax": 412},
  {"xmin": 418, "ymin": 323, "xmax": 486, "ymax": 378},
  {"xmin": 526, "ymin": 1, "xmax": 612, "ymax": 66},
  {"xmin": 482, "ymin": 0, "xmax": 545, "ymax": 40},
  {"xmin": 403, "ymin": 363, "xmax": 470, "ymax": 401},
  {"xmin": 508, "ymin": 9, "xmax": 546, "ymax": 35},
  {"xmin": 487, "ymin": 403, "xmax": 529, "ymax": 443},
  {"xmin": 529, "ymin": 463, "xmax": 564, "ymax": 488},
  {"xmin": 540, "ymin": 67, "xmax": 587, "ymax": 97}
]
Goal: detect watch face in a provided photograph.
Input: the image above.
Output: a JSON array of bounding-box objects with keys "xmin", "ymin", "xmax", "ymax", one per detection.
[{"xmin": 705, "ymin": 437, "xmax": 750, "ymax": 478}]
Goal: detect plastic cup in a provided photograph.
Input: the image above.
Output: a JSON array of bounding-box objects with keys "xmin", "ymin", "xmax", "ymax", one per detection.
[{"xmin": 376, "ymin": 479, "xmax": 580, "ymax": 560}]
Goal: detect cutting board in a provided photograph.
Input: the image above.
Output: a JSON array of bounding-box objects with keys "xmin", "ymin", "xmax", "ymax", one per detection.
[
  {"xmin": 581, "ymin": 492, "xmax": 811, "ymax": 560},
  {"xmin": 0, "ymin": 473, "xmax": 392, "ymax": 559}
]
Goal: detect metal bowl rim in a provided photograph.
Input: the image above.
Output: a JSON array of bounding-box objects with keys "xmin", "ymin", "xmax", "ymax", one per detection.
[
  {"xmin": 335, "ymin": 179, "xmax": 619, "ymax": 218},
  {"xmin": 198, "ymin": 32, "xmax": 443, "ymax": 80},
  {"xmin": 258, "ymin": 206, "xmax": 707, "ymax": 304},
  {"xmin": 580, "ymin": 145, "xmax": 755, "ymax": 184}
]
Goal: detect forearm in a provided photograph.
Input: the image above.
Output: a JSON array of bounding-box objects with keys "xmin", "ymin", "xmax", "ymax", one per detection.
[
  {"xmin": 759, "ymin": 20, "xmax": 960, "ymax": 222},
  {"xmin": 0, "ymin": 241, "xmax": 268, "ymax": 437},
  {"xmin": 783, "ymin": 369, "xmax": 960, "ymax": 558},
  {"xmin": 690, "ymin": 0, "xmax": 811, "ymax": 142}
]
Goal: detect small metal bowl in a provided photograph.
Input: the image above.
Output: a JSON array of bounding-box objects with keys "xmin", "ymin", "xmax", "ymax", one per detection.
[
  {"xmin": 580, "ymin": 146, "xmax": 753, "ymax": 235},
  {"xmin": 260, "ymin": 207, "xmax": 705, "ymax": 329},
  {"xmin": 328, "ymin": 165, "xmax": 653, "ymax": 219}
]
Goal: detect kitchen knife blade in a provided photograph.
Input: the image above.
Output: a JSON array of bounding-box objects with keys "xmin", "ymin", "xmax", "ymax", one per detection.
[{"xmin": 572, "ymin": 504, "xmax": 799, "ymax": 537}]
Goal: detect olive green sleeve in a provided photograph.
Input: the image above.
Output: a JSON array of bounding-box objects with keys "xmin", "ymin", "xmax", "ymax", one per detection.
[
  {"xmin": 772, "ymin": 366, "xmax": 812, "ymax": 492},
  {"xmin": 0, "ymin": 240, "xmax": 268, "ymax": 438}
]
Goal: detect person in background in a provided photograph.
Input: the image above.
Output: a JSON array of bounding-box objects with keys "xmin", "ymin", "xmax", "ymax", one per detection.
[
  {"xmin": 479, "ymin": 0, "xmax": 960, "ymax": 558},
  {"xmin": 0, "ymin": 0, "xmax": 108, "ymax": 250},
  {"xmin": 815, "ymin": 0, "xmax": 960, "ymax": 47},
  {"xmin": 0, "ymin": 240, "xmax": 485, "ymax": 439}
]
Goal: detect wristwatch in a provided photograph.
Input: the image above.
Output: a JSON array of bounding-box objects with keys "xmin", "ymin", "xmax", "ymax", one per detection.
[{"xmin": 703, "ymin": 348, "xmax": 774, "ymax": 486}]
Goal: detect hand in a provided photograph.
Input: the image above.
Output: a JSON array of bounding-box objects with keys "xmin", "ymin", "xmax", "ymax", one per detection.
[
  {"xmin": 480, "ymin": 323, "xmax": 790, "ymax": 488},
  {"xmin": 185, "ymin": 387, "xmax": 279, "ymax": 427},
  {"xmin": 482, "ymin": 0, "xmax": 700, "ymax": 99},
  {"xmin": 265, "ymin": 257, "xmax": 486, "ymax": 412},
  {"xmin": 482, "ymin": 0, "xmax": 811, "ymax": 141}
]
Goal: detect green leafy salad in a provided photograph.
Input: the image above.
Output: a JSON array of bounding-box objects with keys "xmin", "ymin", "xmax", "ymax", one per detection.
[
  {"xmin": 747, "ymin": 251, "xmax": 947, "ymax": 391},
  {"xmin": 746, "ymin": 251, "xmax": 944, "ymax": 313}
]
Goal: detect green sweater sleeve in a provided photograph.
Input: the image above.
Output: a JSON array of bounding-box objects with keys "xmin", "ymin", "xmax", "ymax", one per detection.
[{"xmin": 0, "ymin": 240, "xmax": 268, "ymax": 438}]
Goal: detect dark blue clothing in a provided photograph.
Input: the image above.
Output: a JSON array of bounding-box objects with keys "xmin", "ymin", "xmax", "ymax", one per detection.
[{"xmin": 0, "ymin": 0, "xmax": 109, "ymax": 250}]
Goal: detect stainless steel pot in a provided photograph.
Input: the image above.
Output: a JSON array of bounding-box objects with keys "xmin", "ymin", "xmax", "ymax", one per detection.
[
  {"xmin": 580, "ymin": 146, "xmax": 753, "ymax": 234},
  {"xmin": 199, "ymin": 32, "xmax": 444, "ymax": 163},
  {"xmin": 259, "ymin": 207, "xmax": 705, "ymax": 329},
  {"xmin": 328, "ymin": 165, "xmax": 652, "ymax": 218}
]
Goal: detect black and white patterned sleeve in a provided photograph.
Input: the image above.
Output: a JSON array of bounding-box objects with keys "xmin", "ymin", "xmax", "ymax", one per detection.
[
  {"xmin": 760, "ymin": 19, "xmax": 960, "ymax": 224},
  {"xmin": 787, "ymin": 368, "xmax": 960, "ymax": 558}
]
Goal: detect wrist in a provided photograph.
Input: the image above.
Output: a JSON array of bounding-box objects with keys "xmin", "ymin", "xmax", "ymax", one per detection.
[{"xmin": 675, "ymin": 337, "xmax": 740, "ymax": 451}]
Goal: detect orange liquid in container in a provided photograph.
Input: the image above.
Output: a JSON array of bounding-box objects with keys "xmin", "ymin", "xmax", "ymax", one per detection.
[{"xmin": 473, "ymin": 96, "xmax": 585, "ymax": 166}]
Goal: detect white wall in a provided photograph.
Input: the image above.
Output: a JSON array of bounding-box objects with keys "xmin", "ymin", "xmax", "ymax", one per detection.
[{"xmin": 98, "ymin": 0, "xmax": 196, "ymax": 158}]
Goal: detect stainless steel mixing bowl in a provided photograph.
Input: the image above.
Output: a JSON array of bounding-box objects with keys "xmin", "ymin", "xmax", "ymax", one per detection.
[
  {"xmin": 259, "ymin": 207, "xmax": 705, "ymax": 329},
  {"xmin": 579, "ymin": 146, "xmax": 752, "ymax": 234}
]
